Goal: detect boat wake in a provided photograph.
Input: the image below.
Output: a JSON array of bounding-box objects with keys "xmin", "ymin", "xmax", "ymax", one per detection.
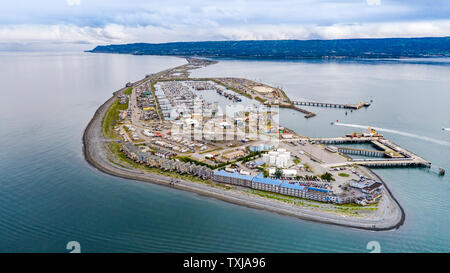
[{"xmin": 334, "ymin": 122, "xmax": 450, "ymax": 147}]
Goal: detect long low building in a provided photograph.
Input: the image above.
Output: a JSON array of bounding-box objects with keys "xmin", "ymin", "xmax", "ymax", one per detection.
[
  {"xmin": 212, "ymin": 171, "xmax": 335, "ymax": 203},
  {"xmin": 212, "ymin": 170, "xmax": 253, "ymax": 187}
]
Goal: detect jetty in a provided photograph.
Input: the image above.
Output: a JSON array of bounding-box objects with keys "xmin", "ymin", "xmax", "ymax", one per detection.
[{"xmin": 292, "ymin": 100, "xmax": 370, "ymax": 110}]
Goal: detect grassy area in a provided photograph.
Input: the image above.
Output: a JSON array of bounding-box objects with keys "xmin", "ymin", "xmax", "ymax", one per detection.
[
  {"xmin": 303, "ymin": 163, "xmax": 313, "ymax": 172},
  {"xmin": 335, "ymin": 202, "xmax": 379, "ymax": 208},
  {"xmin": 123, "ymin": 87, "xmax": 132, "ymax": 95},
  {"xmin": 102, "ymin": 99, "xmax": 128, "ymax": 138},
  {"xmin": 254, "ymin": 96, "xmax": 266, "ymax": 103},
  {"xmin": 277, "ymin": 88, "xmax": 291, "ymax": 103},
  {"xmin": 215, "ymin": 183, "xmax": 233, "ymax": 190},
  {"xmin": 250, "ymin": 188, "xmax": 379, "ymax": 213},
  {"xmin": 236, "ymin": 151, "xmax": 263, "ymax": 163},
  {"xmin": 199, "ymin": 147, "xmax": 224, "ymax": 154},
  {"xmin": 176, "ymin": 156, "xmax": 213, "ymax": 168},
  {"xmin": 334, "ymin": 205, "xmax": 378, "ymax": 212},
  {"xmin": 338, "ymin": 172, "xmax": 350, "ymax": 177},
  {"xmin": 249, "ymin": 189, "xmax": 328, "ymax": 206}
]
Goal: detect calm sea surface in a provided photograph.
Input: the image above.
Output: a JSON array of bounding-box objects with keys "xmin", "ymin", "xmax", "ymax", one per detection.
[{"xmin": 0, "ymin": 52, "xmax": 449, "ymax": 252}]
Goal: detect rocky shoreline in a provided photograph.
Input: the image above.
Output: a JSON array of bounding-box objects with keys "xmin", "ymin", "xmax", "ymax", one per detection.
[{"xmin": 83, "ymin": 83, "xmax": 405, "ymax": 231}]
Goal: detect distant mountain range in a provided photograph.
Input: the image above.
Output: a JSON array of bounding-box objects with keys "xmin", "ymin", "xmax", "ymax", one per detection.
[{"xmin": 88, "ymin": 37, "xmax": 450, "ymax": 59}]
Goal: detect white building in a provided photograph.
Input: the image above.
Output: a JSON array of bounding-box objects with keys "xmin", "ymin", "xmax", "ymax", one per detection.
[
  {"xmin": 262, "ymin": 148, "xmax": 292, "ymax": 168},
  {"xmin": 268, "ymin": 168, "xmax": 297, "ymax": 178}
]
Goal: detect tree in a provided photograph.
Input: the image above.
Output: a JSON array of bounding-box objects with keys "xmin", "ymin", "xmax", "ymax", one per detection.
[
  {"xmin": 274, "ymin": 168, "xmax": 283, "ymax": 179},
  {"xmin": 320, "ymin": 172, "xmax": 333, "ymax": 182}
]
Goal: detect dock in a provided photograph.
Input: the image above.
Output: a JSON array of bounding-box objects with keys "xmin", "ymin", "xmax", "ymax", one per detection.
[
  {"xmin": 277, "ymin": 103, "xmax": 316, "ymax": 118},
  {"xmin": 311, "ymin": 136, "xmax": 432, "ymax": 168},
  {"xmin": 310, "ymin": 136, "xmax": 379, "ymax": 144},
  {"xmin": 337, "ymin": 147, "xmax": 386, "ymax": 158},
  {"xmin": 292, "ymin": 100, "xmax": 370, "ymax": 110}
]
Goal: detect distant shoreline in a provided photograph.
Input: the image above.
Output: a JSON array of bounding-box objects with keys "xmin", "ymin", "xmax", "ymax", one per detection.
[
  {"xmin": 87, "ymin": 51, "xmax": 450, "ymax": 61},
  {"xmin": 87, "ymin": 37, "xmax": 450, "ymax": 59},
  {"xmin": 82, "ymin": 69, "xmax": 405, "ymax": 231}
]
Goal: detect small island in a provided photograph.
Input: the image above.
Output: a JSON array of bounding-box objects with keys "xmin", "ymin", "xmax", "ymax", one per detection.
[{"xmin": 82, "ymin": 57, "xmax": 427, "ymax": 231}]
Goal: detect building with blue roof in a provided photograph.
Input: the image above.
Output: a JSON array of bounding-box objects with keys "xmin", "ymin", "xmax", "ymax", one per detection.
[
  {"xmin": 281, "ymin": 182, "xmax": 305, "ymax": 191},
  {"xmin": 279, "ymin": 182, "xmax": 307, "ymax": 198},
  {"xmin": 251, "ymin": 174, "xmax": 283, "ymax": 193},
  {"xmin": 212, "ymin": 170, "xmax": 332, "ymax": 203},
  {"xmin": 308, "ymin": 187, "xmax": 329, "ymax": 193},
  {"xmin": 213, "ymin": 170, "xmax": 254, "ymax": 187}
]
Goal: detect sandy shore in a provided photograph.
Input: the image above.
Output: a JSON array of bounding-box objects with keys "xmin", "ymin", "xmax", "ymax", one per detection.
[{"xmin": 83, "ymin": 86, "xmax": 404, "ymax": 231}]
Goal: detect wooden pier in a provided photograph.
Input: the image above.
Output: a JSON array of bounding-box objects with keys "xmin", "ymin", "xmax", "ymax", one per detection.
[
  {"xmin": 292, "ymin": 100, "xmax": 370, "ymax": 110},
  {"xmin": 310, "ymin": 136, "xmax": 378, "ymax": 144}
]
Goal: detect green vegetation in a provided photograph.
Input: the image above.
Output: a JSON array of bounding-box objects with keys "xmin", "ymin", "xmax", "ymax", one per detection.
[
  {"xmin": 250, "ymin": 189, "xmax": 379, "ymax": 213},
  {"xmin": 176, "ymin": 156, "xmax": 229, "ymax": 170},
  {"xmin": 251, "ymin": 190, "xmax": 297, "ymax": 203},
  {"xmin": 176, "ymin": 156, "xmax": 212, "ymax": 168},
  {"xmin": 216, "ymin": 183, "xmax": 232, "ymax": 190},
  {"xmin": 123, "ymin": 87, "xmax": 132, "ymax": 95},
  {"xmin": 274, "ymin": 168, "xmax": 283, "ymax": 179},
  {"xmin": 277, "ymin": 88, "xmax": 291, "ymax": 103},
  {"xmin": 303, "ymin": 163, "xmax": 313, "ymax": 172},
  {"xmin": 249, "ymin": 189, "xmax": 326, "ymax": 207},
  {"xmin": 236, "ymin": 151, "xmax": 263, "ymax": 163},
  {"xmin": 320, "ymin": 172, "xmax": 335, "ymax": 181},
  {"xmin": 338, "ymin": 172, "xmax": 350, "ymax": 177},
  {"xmin": 334, "ymin": 203, "xmax": 378, "ymax": 212},
  {"xmin": 293, "ymin": 158, "xmax": 301, "ymax": 164},
  {"xmin": 199, "ymin": 147, "xmax": 223, "ymax": 154},
  {"xmin": 304, "ymin": 174, "xmax": 317, "ymax": 180},
  {"xmin": 254, "ymin": 96, "xmax": 266, "ymax": 103},
  {"xmin": 102, "ymin": 99, "xmax": 128, "ymax": 138},
  {"xmin": 91, "ymin": 38, "xmax": 450, "ymax": 59}
]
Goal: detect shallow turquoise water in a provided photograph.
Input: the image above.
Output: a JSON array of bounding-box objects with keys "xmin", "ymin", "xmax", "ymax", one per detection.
[{"xmin": 0, "ymin": 53, "xmax": 448, "ymax": 252}]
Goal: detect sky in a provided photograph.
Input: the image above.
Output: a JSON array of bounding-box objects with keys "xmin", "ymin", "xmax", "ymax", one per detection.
[{"xmin": 0, "ymin": 0, "xmax": 449, "ymax": 50}]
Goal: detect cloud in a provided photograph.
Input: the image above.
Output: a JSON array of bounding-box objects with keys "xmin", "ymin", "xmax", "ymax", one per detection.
[
  {"xmin": 0, "ymin": 0, "xmax": 448, "ymax": 50},
  {"xmin": 1, "ymin": 20, "xmax": 449, "ymax": 49},
  {"xmin": 366, "ymin": 0, "xmax": 381, "ymax": 6},
  {"xmin": 67, "ymin": 0, "xmax": 81, "ymax": 6}
]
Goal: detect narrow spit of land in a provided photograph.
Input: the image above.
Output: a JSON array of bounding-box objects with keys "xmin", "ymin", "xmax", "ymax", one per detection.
[{"xmin": 83, "ymin": 59, "xmax": 404, "ymax": 231}]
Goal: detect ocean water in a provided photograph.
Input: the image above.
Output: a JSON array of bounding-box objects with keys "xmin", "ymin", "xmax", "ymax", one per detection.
[{"xmin": 0, "ymin": 52, "xmax": 449, "ymax": 252}]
